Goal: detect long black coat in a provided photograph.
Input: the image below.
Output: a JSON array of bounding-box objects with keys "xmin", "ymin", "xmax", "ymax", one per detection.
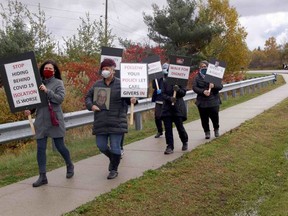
[
  {"xmin": 161, "ymin": 80, "xmax": 187, "ymax": 121},
  {"xmin": 85, "ymin": 77, "xmax": 132, "ymax": 135},
  {"xmin": 192, "ymin": 73, "xmax": 223, "ymax": 108}
]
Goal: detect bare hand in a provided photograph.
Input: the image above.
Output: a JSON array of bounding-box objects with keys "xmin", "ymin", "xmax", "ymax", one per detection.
[
  {"xmin": 92, "ymin": 105, "xmax": 100, "ymax": 112},
  {"xmin": 24, "ymin": 110, "xmax": 31, "ymax": 116},
  {"xmin": 203, "ymin": 90, "xmax": 210, "ymax": 96},
  {"xmin": 39, "ymin": 84, "xmax": 48, "ymax": 93},
  {"xmin": 130, "ymin": 97, "xmax": 137, "ymax": 104},
  {"xmin": 209, "ymin": 83, "xmax": 214, "ymax": 89}
]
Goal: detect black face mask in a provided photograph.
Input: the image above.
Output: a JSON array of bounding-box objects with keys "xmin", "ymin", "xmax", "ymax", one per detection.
[{"xmin": 200, "ymin": 68, "xmax": 207, "ymax": 75}]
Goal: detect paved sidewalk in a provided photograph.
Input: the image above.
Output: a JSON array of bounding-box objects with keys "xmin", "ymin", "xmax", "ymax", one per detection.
[{"xmin": 0, "ymin": 74, "xmax": 288, "ymax": 216}]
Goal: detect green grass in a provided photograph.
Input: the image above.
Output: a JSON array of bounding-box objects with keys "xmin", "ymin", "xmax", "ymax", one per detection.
[
  {"xmin": 64, "ymin": 77, "xmax": 288, "ymax": 216},
  {"xmin": 0, "ymin": 75, "xmax": 285, "ymax": 188}
]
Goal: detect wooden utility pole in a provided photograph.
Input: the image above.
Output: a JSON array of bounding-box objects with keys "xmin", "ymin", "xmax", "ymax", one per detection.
[{"xmin": 105, "ymin": 0, "xmax": 108, "ymax": 46}]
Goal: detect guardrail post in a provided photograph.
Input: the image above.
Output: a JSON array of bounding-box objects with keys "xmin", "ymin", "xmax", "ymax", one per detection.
[
  {"xmin": 135, "ymin": 112, "xmax": 142, "ymax": 130},
  {"xmin": 240, "ymin": 87, "xmax": 244, "ymax": 96},
  {"xmin": 222, "ymin": 92, "xmax": 228, "ymax": 101},
  {"xmin": 232, "ymin": 89, "xmax": 236, "ymax": 97}
]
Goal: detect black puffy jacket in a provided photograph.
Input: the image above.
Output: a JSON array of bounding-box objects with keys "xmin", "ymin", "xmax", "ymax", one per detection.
[{"xmin": 85, "ymin": 77, "xmax": 133, "ymax": 135}]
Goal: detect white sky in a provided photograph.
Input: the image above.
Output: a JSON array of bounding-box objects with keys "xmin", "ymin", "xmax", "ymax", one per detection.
[{"xmin": 1, "ymin": 0, "xmax": 288, "ymax": 51}]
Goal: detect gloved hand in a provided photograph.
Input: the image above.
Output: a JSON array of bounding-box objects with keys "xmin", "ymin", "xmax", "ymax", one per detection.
[
  {"xmin": 170, "ymin": 97, "xmax": 177, "ymax": 103},
  {"xmin": 156, "ymin": 89, "xmax": 161, "ymax": 94},
  {"xmin": 173, "ymin": 85, "xmax": 180, "ymax": 92}
]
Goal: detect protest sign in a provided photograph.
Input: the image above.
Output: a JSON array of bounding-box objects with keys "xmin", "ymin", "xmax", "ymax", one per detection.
[
  {"xmin": 101, "ymin": 46, "xmax": 123, "ymax": 77},
  {"xmin": 204, "ymin": 59, "xmax": 226, "ymax": 86},
  {"xmin": 166, "ymin": 55, "xmax": 191, "ymax": 87},
  {"xmin": 142, "ymin": 55, "xmax": 162, "ymax": 81},
  {"xmin": 120, "ymin": 63, "xmax": 148, "ymax": 124},
  {"xmin": 0, "ymin": 51, "xmax": 47, "ymax": 113}
]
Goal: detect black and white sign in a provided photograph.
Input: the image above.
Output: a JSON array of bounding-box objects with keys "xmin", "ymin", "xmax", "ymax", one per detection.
[
  {"xmin": 0, "ymin": 51, "xmax": 47, "ymax": 113},
  {"xmin": 204, "ymin": 59, "xmax": 226, "ymax": 85},
  {"xmin": 142, "ymin": 55, "xmax": 162, "ymax": 80},
  {"xmin": 101, "ymin": 46, "xmax": 123, "ymax": 77}
]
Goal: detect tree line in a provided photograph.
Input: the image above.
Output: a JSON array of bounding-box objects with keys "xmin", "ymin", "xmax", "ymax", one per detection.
[{"xmin": 0, "ymin": 0, "xmax": 287, "ymax": 86}]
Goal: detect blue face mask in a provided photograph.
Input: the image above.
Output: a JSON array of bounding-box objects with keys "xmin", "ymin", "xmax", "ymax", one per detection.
[{"xmin": 200, "ymin": 68, "xmax": 207, "ymax": 75}]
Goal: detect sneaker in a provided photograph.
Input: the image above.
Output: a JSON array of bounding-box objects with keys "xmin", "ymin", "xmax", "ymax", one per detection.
[
  {"xmin": 121, "ymin": 149, "xmax": 124, "ymax": 159},
  {"xmin": 164, "ymin": 147, "xmax": 174, "ymax": 154},
  {"xmin": 214, "ymin": 129, "xmax": 219, "ymax": 137},
  {"xmin": 154, "ymin": 132, "xmax": 163, "ymax": 138},
  {"xmin": 205, "ymin": 131, "xmax": 210, "ymax": 139},
  {"xmin": 182, "ymin": 142, "xmax": 188, "ymax": 151}
]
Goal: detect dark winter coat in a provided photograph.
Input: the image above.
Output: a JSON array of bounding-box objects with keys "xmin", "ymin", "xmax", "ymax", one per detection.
[
  {"xmin": 85, "ymin": 77, "xmax": 134, "ymax": 135},
  {"xmin": 34, "ymin": 77, "xmax": 65, "ymax": 139},
  {"xmin": 161, "ymin": 80, "xmax": 187, "ymax": 121},
  {"xmin": 192, "ymin": 73, "xmax": 223, "ymax": 108}
]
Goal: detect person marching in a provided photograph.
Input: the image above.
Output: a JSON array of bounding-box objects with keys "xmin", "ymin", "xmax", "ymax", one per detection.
[
  {"xmin": 85, "ymin": 58, "xmax": 137, "ymax": 179},
  {"xmin": 192, "ymin": 60, "xmax": 223, "ymax": 139},
  {"xmin": 24, "ymin": 60, "xmax": 74, "ymax": 187},
  {"xmin": 161, "ymin": 64, "xmax": 189, "ymax": 154}
]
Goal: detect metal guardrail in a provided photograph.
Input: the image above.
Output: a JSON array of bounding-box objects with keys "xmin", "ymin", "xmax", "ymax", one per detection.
[{"xmin": 0, "ymin": 74, "xmax": 276, "ymax": 144}]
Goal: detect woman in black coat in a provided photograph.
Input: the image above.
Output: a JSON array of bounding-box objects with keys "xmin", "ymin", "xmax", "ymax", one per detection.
[
  {"xmin": 161, "ymin": 68, "xmax": 188, "ymax": 154},
  {"xmin": 192, "ymin": 60, "xmax": 223, "ymax": 139}
]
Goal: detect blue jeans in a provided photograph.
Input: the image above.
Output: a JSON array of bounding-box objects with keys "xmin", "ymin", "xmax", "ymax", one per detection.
[
  {"xmin": 96, "ymin": 134, "xmax": 123, "ymax": 155},
  {"xmin": 36, "ymin": 137, "xmax": 72, "ymax": 173}
]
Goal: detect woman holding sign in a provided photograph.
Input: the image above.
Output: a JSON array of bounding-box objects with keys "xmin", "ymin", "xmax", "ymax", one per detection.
[
  {"xmin": 24, "ymin": 60, "xmax": 74, "ymax": 187},
  {"xmin": 85, "ymin": 58, "xmax": 137, "ymax": 180},
  {"xmin": 161, "ymin": 64, "xmax": 189, "ymax": 155},
  {"xmin": 192, "ymin": 60, "xmax": 223, "ymax": 139}
]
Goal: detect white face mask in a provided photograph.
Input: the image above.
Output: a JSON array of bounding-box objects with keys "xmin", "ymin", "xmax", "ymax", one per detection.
[{"xmin": 101, "ymin": 70, "xmax": 111, "ymax": 78}]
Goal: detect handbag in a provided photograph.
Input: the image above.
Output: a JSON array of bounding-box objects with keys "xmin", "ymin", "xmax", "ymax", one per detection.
[{"xmin": 48, "ymin": 101, "xmax": 59, "ymax": 126}]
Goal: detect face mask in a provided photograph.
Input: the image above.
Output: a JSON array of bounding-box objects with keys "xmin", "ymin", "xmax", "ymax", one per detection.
[
  {"xmin": 43, "ymin": 69, "xmax": 54, "ymax": 79},
  {"xmin": 101, "ymin": 70, "xmax": 111, "ymax": 78},
  {"xmin": 200, "ymin": 68, "xmax": 207, "ymax": 75},
  {"xmin": 162, "ymin": 69, "xmax": 168, "ymax": 75}
]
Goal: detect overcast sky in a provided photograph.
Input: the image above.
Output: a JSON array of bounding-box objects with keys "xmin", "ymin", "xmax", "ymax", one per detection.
[{"xmin": 1, "ymin": 0, "xmax": 288, "ymax": 51}]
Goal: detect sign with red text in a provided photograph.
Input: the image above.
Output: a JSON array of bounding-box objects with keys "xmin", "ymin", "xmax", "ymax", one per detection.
[
  {"xmin": 120, "ymin": 63, "xmax": 148, "ymax": 98},
  {"xmin": 167, "ymin": 55, "xmax": 191, "ymax": 86},
  {"xmin": 101, "ymin": 46, "xmax": 123, "ymax": 78},
  {"xmin": 204, "ymin": 59, "xmax": 226, "ymax": 86},
  {"xmin": 0, "ymin": 51, "xmax": 47, "ymax": 113}
]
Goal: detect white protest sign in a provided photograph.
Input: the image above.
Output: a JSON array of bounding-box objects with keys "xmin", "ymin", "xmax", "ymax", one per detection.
[
  {"xmin": 4, "ymin": 59, "xmax": 41, "ymax": 108},
  {"xmin": 120, "ymin": 63, "xmax": 148, "ymax": 98},
  {"xmin": 206, "ymin": 62, "xmax": 225, "ymax": 79},
  {"xmin": 168, "ymin": 64, "xmax": 190, "ymax": 79},
  {"xmin": 147, "ymin": 61, "xmax": 162, "ymax": 75}
]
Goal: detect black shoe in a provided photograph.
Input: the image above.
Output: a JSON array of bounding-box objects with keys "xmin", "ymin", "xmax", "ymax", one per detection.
[
  {"xmin": 205, "ymin": 131, "xmax": 211, "ymax": 139},
  {"xmin": 214, "ymin": 129, "xmax": 219, "ymax": 137},
  {"xmin": 66, "ymin": 164, "xmax": 74, "ymax": 179},
  {"xmin": 164, "ymin": 147, "xmax": 174, "ymax": 154},
  {"xmin": 32, "ymin": 173, "xmax": 48, "ymax": 187},
  {"xmin": 182, "ymin": 142, "xmax": 188, "ymax": 151},
  {"xmin": 107, "ymin": 170, "xmax": 118, "ymax": 179},
  {"xmin": 154, "ymin": 132, "xmax": 163, "ymax": 138}
]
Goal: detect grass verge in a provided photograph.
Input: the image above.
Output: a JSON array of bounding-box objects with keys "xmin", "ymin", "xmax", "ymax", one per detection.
[{"xmin": 0, "ymin": 75, "xmax": 285, "ymax": 188}]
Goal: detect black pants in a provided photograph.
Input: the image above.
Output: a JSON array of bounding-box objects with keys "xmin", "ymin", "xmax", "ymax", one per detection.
[
  {"xmin": 154, "ymin": 103, "xmax": 163, "ymax": 133},
  {"xmin": 162, "ymin": 116, "xmax": 188, "ymax": 150},
  {"xmin": 198, "ymin": 106, "xmax": 220, "ymax": 132}
]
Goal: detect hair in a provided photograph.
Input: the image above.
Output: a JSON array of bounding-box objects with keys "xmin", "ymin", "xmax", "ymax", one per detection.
[{"xmin": 39, "ymin": 60, "xmax": 62, "ymax": 80}]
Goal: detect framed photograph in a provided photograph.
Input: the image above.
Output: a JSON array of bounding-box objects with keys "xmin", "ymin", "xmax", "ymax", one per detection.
[{"xmin": 93, "ymin": 87, "xmax": 111, "ymax": 110}]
